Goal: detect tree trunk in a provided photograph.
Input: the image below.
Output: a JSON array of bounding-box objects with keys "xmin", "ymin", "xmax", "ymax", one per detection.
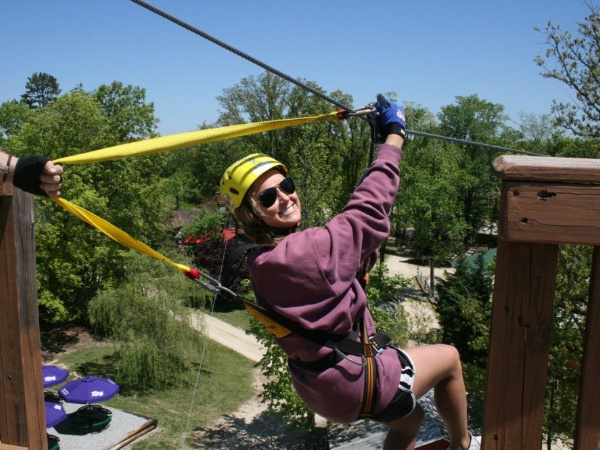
[{"xmin": 429, "ymin": 260, "xmax": 436, "ymax": 298}]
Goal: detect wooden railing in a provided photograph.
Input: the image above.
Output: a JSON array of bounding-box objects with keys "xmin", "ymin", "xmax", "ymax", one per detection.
[{"xmin": 482, "ymin": 155, "xmax": 600, "ymax": 449}]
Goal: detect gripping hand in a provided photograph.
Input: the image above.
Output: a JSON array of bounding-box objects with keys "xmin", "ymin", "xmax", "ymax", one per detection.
[
  {"xmin": 375, "ymin": 94, "xmax": 406, "ymax": 140},
  {"xmin": 13, "ymin": 155, "xmax": 50, "ymax": 196}
]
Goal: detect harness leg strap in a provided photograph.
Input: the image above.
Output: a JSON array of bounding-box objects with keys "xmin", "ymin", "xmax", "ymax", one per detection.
[{"xmin": 358, "ymin": 318, "xmax": 378, "ymax": 418}]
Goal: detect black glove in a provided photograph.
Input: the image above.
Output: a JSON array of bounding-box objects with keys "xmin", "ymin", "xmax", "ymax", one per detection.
[
  {"xmin": 375, "ymin": 94, "xmax": 407, "ymax": 140},
  {"xmin": 13, "ymin": 156, "xmax": 50, "ymax": 196}
]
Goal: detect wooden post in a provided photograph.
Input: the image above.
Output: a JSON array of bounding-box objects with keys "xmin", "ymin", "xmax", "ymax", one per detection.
[
  {"xmin": 0, "ymin": 183, "xmax": 47, "ymax": 450},
  {"xmin": 483, "ymin": 155, "xmax": 600, "ymax": 449},
  {"xmin": 482, "ymin": 240, "xmax": 557, "ymax": 449},
  {"xmin": 573, "ymin": 247, "xmax": 600, "ymax": 450}
]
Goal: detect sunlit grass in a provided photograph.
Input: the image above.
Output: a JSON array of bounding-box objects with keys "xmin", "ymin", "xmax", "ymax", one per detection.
[{"xmin": 55, "ymin": 334, "xmax": 256, "ymax": 449}]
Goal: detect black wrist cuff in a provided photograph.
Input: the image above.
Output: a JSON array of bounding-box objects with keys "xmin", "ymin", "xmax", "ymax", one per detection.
[
  {"xmin": 13, "ymin": 156, "xmax": 50, "ymax": 196},
  {"xmin": 385, "ymin": 124, "xmax": 407, "ymax": 140}
]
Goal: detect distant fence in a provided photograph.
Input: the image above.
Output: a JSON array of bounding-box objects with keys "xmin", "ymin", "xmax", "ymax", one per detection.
[{"xmin": 415, "ymin": 267, "xmax": 432, "ymax": 296}]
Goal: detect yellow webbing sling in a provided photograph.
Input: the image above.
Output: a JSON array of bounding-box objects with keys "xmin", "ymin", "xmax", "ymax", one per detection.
[
  {"xmin": 54, "ymin": 112, "xmax": 341, "ymax": 165},
  {"xmin": 49, "ymin": 111, "xmax": 343, "ymax": 278}
]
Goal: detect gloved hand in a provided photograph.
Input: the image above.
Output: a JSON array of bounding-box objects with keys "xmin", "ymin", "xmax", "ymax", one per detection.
[
  {"xmin": 13, "ymin": 155, "xmax": 51, "ymax": 196},
  {"xmin": 375, "ymin": 94, "xmax": 406, "ymax": 140}
]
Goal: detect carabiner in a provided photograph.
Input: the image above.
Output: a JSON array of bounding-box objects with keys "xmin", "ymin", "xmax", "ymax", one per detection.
[{"xmin": 185, "ymin": 267, "xmax": 238, "ymax": 298}]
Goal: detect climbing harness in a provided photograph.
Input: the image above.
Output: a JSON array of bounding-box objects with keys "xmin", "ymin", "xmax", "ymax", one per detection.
[{"xmin": 218, "ymin": 242, "xmax": 389, "ymax": 419}]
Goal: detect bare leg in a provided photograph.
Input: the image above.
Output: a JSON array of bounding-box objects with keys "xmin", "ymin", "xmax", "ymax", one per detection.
[
  {"xmin": 403, "ymin": 344, "xmax": 471, "ymax": 450},
  {"xmin": 382, "ymin": 403, "xmax": 424, "ymax": 450}
]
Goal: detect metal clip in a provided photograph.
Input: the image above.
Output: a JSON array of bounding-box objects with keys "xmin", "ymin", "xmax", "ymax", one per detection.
[{"xmin": 185, "ymin": 268, "xmax": 237, "ymax": 298}]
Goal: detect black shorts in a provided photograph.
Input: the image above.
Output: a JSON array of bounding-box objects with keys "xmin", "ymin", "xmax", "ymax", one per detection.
[{"xmin": 370, "ymin": 348, "xmax": 417, "ymax": 423}]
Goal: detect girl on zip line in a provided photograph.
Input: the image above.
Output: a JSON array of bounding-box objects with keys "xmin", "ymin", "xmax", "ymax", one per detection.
[{"xmin": 219, "ymin": 95, "xmax": 480, "ymax": 450}]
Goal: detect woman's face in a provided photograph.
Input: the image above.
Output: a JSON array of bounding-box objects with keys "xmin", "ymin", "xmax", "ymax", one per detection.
[{"xmin": 251, "ymin": 169, "xmax": 301, "ymax": 229}]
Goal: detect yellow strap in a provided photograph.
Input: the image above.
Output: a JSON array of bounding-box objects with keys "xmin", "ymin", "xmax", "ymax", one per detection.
[
  {"xmin": 50, "ymin": 112, "xmax": 343, "ymax": 282},
  {"xmin": 243, "ymin": 302, "xmax": 292, "ymax": 339},
  {"xmin": 54, "ymin": 112, "xmax": 341, "ymax": 165},
  {"xmin": 52, "ymin": 197, "xmax": 192, "ymax": 275}
]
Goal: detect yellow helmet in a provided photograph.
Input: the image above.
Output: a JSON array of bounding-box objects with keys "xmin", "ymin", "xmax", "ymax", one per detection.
[{"xmin": 219, "ymin": 153, "xmax": 287, "ymax": 215}]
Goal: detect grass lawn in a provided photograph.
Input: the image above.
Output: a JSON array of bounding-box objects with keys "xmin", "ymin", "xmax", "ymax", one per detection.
[
  {"xmin": 54, "ymin": 326, "xmax": 257, "ymax": 449},
  {"xmin": 212, "ymin": 308, "xmax": 252, "ymax": 330}
]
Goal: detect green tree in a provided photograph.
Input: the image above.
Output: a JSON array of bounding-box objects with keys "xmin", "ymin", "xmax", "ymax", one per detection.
[
  {"xmin": 436, "ymin": 253, "xmax": 494, "ymax": 399},
  {"xmin": 94, "ymin": 81, "xmax": 158, "ymax": 142},
  {"xmin": 0, "ymin": 100, "xmax": 34, "ymax": 142},
  {"xmin": 398, "ymin": 141, "xmax": 467, "ymax": 295},
  {"xmin": 21, "ymin": 72, "xmax": 61, "ymax": 109},
  {"xmin": 7, "ymin": 84, "xmax": 167, "ymax": 325},
  {"xmin": 88, "ymin": 251, "xmax": 203, "ymax": 391},
  {"xmin": 543, "ymin": 245, "xmax": 589, "ymax": 447},
  {"xmin": 212, "ymin": 72, "xmax": 374, "ymax": 228},
  {"xmin": 437, "ymin": 95, "xmax": 507, "ymax": 244},
  {"xmin": 535, "ymin": 4, "xmax": 600, "ymax": 137}
]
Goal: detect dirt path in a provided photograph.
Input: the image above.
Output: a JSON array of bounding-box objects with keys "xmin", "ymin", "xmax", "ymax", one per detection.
[{"xmin": 190, "ymin": 312, "xmax": 264, "ymax": 363}]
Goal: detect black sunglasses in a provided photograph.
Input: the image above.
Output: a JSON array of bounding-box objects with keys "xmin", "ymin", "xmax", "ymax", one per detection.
[{"xmin": 257, "ymin": 177, "xmax": 296, "ymax": 208}]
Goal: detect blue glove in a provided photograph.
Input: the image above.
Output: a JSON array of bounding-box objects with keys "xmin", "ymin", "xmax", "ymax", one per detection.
[{"xmin": 375, "ymin": 94, "xmax": 406, "ymax": 140}]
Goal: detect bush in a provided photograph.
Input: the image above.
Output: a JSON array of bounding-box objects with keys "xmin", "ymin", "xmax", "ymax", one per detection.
[{"xmin": 88, "ymin": 251, "xmax": 204, "ymax": 391}]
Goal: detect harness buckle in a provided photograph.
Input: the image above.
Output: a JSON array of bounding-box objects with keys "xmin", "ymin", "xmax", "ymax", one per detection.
[
  {"xmin": 365, "ymin": 337, "xmax": 385, "ymax": 358},
  {"xmin": 366, "ymin": 331, "xmax": 392, "ymax": 357}
]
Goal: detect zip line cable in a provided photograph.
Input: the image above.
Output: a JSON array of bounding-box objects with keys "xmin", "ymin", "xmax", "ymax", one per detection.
[
  {"xmin": 129, "ymin": 0, "xmax": 351, "ymax": 113},
  {"xmin": 129, "ymin": 0, "xmax": 543, "ymax": 157},
  {"xmin": 409, "ymin": 130, "xmax": 544, "ymax": 156}
]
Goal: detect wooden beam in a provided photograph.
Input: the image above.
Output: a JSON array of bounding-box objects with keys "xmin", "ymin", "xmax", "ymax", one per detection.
[
  {"xmin": 0, "ymin": 186, "xmax": 47, "ymax": 450},
  {"xmin": 482, "ymin": 240, "xmax": 557, "ymax": 449},
  {"xmin": 494, "ymin": 155, "xmax": 600, "ymax": 184},
  {"xmin": 499, "ymin": 181, "xmax": 600, "ymax": 246}
]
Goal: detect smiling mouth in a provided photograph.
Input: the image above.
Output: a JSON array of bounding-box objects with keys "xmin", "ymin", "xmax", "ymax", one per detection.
[{"xmin": 279, "ymin": 204, "xmax": 295, "ymax": 216}]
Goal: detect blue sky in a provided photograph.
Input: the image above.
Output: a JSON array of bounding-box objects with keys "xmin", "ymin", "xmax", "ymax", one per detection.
[{"xmin": 1, "ymin": 1, "xmax": 592, "ymax": 136}]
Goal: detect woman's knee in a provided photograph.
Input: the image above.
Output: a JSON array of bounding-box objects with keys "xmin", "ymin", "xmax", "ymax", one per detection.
[
  {"xmin": 404, "ymin": 344, "xmax": 464, "ymax": 395},
  {"xmin": 441, "ymin": 344, "xmax": 462, "ymax": 368}
]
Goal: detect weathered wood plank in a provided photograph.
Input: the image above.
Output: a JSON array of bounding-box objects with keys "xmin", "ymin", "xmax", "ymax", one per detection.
[
  {"xmin": 0, "ymin": 189, "xmax": 46, "ymax": 450},
  {"xmin": 482, "ymin": 241, "xmax": 557, "ymax": 450},
  {"xmin": 573, "ymin": 247, "xmax": 600, "ymax": 450},
  {"xmin": 493, "ymin": 155, "xmax": 600, "ymax": 183},
  {"xmin": 499, "ymin": 181, "xmax": 600, "ymax": 245}
]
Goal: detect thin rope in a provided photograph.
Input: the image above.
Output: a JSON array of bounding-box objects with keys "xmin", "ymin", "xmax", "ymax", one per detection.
[{"xmin": 180, "ymin": 215, "xmax": 236, "ymax": 449}]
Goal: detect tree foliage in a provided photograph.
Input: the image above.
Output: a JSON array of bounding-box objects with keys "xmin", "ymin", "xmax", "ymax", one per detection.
[
  {"xmin": 166, "ymin": 72, "xmax": 373, "ymax": 227},
  {"xmin": 398, "ymin": 142, "xmax": 467, "ymax": 264},
  {"xmin": 436, "ymin": 253, "xmax": 494, "ymax": 399},
  {"xmin": 535, "ymin": 3, "xmax": 600, "ymax": 137},
  {"xmin": 543, "ymin": 245, "xmax": 590, "ymax": 445},
  {"xmin": 21, "ymin": 72, "xmax": 61, "ymax": 109},
  {"xmin": 3, "ymin": 76, "xmax": 167, "ymax": 326},
  {"xmin": 88, "ymin": 251, "xmax": 203, "ymax": 391},
  {"xmin": 437, "ymin": 95, "xmax": 506, "ymax": 244}
]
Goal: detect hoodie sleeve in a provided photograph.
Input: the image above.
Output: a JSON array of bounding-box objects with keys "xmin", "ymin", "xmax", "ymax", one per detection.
[{"xmin": 248, "ymin": 143, "xmax": 403, "ymax": 337}]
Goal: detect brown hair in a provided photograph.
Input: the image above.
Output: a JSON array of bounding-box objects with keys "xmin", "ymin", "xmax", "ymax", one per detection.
[{"xmin": 235, "ymin": 195, "xmax": 286, "ymax": 246}]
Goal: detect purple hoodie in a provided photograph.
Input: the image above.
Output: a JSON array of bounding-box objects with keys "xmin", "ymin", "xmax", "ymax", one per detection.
[{"xmin": 247, "ymin": 143, "xmax": 404, "ymax": 423}]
